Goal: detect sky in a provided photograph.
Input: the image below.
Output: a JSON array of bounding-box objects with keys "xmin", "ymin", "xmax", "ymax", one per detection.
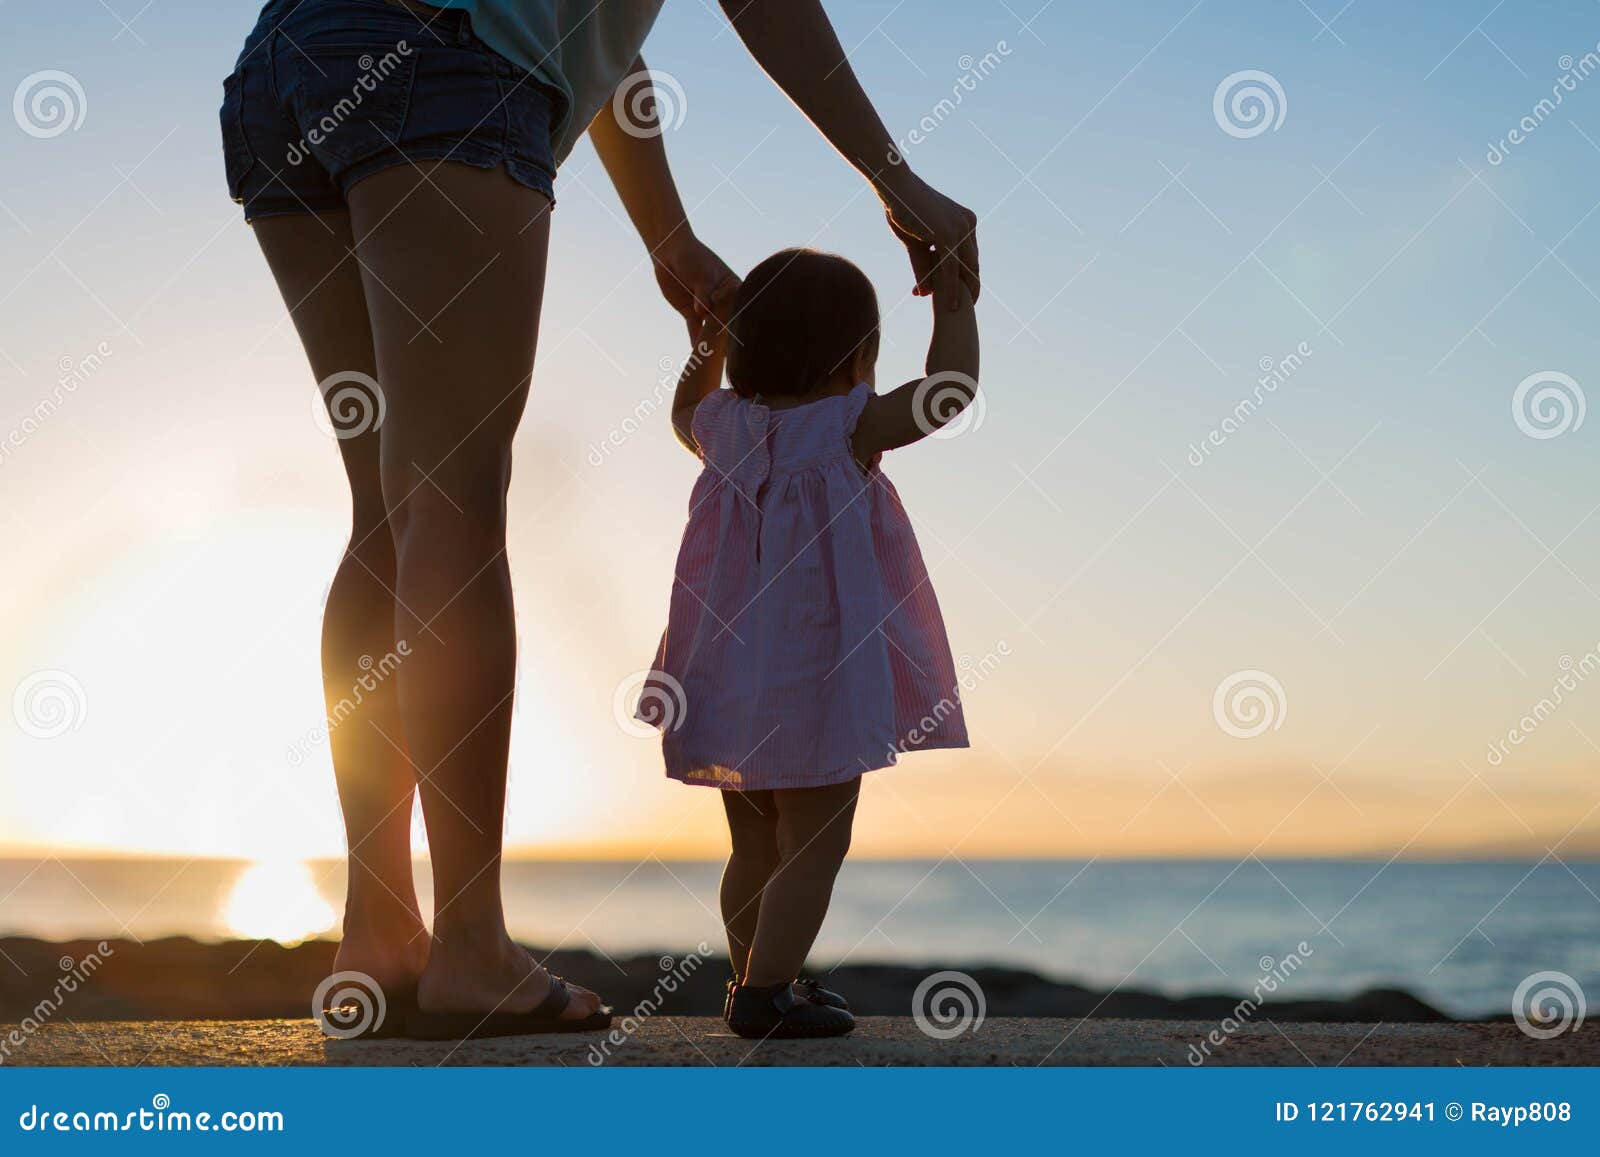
[{"xmin": 1, "ymin": 1, "xmax": 1599, "ymax": 861}]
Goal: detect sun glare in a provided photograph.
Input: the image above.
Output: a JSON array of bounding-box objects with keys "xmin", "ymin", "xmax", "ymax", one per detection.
[{"xmin": 222, "ymin": 859, "xmax": 338, "ymax": 943}]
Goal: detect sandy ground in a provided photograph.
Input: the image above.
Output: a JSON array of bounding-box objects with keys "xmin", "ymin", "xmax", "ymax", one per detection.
[{"xmin": 6, "ymin": 1017, "xmax": 1592, "ymax": 1067}]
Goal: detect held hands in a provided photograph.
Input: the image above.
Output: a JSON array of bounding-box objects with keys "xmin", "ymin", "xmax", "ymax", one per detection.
[
  {"xmin": 653, "ymin": 233, "xmax": 741, "ymax": 337},
  {"xmin": 880, "ymin": 173, "xmax": 980, "ymax": 311}
]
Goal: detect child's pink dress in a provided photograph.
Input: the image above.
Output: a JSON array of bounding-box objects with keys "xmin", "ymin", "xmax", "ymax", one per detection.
[{"xmin": 641, "ymin": 383, "xmax": 968, "ymax": 790}]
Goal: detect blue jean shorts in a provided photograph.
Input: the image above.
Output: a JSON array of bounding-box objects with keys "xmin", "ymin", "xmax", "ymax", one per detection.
[{"xmin": 221, "ymin": 0, "xmax": 564, "ymax": 221}]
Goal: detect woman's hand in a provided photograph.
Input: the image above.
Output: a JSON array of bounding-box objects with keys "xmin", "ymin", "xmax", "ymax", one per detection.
[
  {"xmin": 653, "ymin": 234, "xmax": 741, "ymax": 335},
  {"xmin": 880, "ymin": 173, "xmax": 980, "ymax": 309}
]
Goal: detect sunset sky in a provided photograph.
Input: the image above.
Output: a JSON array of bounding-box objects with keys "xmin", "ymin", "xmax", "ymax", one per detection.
[{"xmin": 3, "ymin": 1, "xmax": 1599, "ymax": 862}]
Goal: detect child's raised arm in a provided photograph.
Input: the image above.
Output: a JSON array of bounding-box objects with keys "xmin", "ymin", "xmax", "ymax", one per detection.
[
  {"xmin": 852, "ymin": 284, "xmax": 979, "ymax": 463},
  {"xmin": 670, "ymin": 316, "xmax": 730, "ymax": 456}
]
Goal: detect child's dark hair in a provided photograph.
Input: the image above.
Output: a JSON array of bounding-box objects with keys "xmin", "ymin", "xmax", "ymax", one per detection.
[{"xmin": 726, "ymin": 248, "xmax": 879, "ymax": 399}]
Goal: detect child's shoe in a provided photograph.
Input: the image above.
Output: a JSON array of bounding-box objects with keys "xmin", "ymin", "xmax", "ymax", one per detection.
[
  {"xmin": 796, "ymin": 977, "xmax": 849, "ymax": 1010},
  {"xmin": 725, "ymin": 980, "xmax": 855, "ymax": 1039}
]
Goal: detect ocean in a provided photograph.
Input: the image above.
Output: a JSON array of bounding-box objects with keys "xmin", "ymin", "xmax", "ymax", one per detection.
[{"xmin": 2, "ymin": 857, "xmax": 1595, "ymax": 1018}]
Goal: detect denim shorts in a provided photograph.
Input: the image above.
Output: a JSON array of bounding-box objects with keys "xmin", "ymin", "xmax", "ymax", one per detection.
[{"xmin": 220, "ymin": 0, "xmax": 564, "ymax": 221}]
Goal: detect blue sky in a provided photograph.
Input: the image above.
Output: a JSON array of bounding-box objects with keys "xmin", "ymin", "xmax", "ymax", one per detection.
[{"xmin": 2, "ymin": 1, "xmax": 1599, "ymax": 858}]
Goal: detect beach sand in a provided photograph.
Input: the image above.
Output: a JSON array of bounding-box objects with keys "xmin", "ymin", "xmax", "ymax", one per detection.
[{"xmin": 7, "ymin": 1016, "xmax": 1592, "ymax": 1067}]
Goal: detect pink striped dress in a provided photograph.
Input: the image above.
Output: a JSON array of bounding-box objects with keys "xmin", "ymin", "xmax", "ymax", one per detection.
[{"xmin": 640, "ymin": 383, "xmax": 969, "ymax": 790}]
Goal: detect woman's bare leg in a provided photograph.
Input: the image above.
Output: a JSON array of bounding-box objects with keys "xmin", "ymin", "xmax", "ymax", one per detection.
[
  {"xmin": 742, "ymin": 779, "xmax": 860, "ymax": 987},
  {"xmin": 344, "ymin": 161, "xmax": 596, "ymax": 1017},
  {"xmin": 253, "ymin": 211, "xmax": 427, "ymax": 996},
  {"xmin": 720, "ymin": 790, "xmax": 779, "ymax": 978}
]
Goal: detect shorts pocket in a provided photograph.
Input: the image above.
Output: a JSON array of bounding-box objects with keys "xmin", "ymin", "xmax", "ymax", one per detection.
[
  {"xmin": 219, "ymin": 71, "xmax": 256, "ymax": 200},
  {"xmin": 290, "ymin": 43, "xmax": 417, "ymax": 170}
]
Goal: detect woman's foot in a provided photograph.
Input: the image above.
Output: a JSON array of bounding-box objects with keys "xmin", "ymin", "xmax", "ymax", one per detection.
[
  {"xmin": 726, "ymin": 980, "xmax": 855, "ymax": 1039},
  {"xmin": 416, "ymin": 931, "xmax": 604, "ymax": 1021},
  {"xmin": 331, "ymin": 912, "xmax": 430, "ymax": 1002}
]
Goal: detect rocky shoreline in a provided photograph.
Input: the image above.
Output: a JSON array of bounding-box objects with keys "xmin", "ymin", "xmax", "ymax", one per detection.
[{"xmin": 0, "ymin": 936, "xmax": 1465, "ymax": 1024}]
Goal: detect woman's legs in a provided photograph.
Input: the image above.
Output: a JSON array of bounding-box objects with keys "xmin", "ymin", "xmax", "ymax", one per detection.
[
  {"xmin": 343, "ymin": 160, "xmax": 595, "ymax": 1018},
  {"xmin": 742, "ymin": 779, "xmax": 861, "ymax": 988},
  {"xmin": 720, "ymin": 790, "xmax": 779, "ymax": 977},
  {"xmin": 254, "ymin": 211, "xmax": 427, "ymax": 997}
]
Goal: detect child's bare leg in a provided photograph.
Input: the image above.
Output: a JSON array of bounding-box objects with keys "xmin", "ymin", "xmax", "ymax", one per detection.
[
  {"xmin": 719, "ymin": 789, "xmax": 779, "ymax": 977},
  {"xmin": 743, "ymin": 778, "xmax": 860, "ymax": 987}
]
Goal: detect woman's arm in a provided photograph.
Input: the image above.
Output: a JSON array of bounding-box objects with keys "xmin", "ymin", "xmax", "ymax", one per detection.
[
  {"xmin": 717, "ymin": 0, "xmax": 980, "ymax": 305},
  {"xmin": 852, "ymin": 285, "xmax": 979, "ymax": 461},
  {"xmin": 670, "ymin": 317, "xmax": 731, "ymax": 456},
  {"xmin": 589, "ymin": 59, "xmax": 740, "ymax": 329}
]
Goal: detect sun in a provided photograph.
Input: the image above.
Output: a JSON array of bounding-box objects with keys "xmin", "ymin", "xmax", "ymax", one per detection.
[{"xmin": 222, "ymin": 859, "xmax": 338, "ymax": 944}]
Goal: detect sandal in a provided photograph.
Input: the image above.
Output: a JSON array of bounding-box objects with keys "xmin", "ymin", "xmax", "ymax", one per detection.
[{"xmin": 402, "ymin": 974, "xmax": 612, "ymax": 1041}]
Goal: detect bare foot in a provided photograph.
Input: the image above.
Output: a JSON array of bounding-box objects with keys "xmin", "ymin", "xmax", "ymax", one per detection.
[
  {"xmin": 332, "ymin": 914, "xmax": 430, "ymax": 1002},
  {"xmin": 416, "ymin": 933, "xmax": 603, "ymax": 1020}
]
